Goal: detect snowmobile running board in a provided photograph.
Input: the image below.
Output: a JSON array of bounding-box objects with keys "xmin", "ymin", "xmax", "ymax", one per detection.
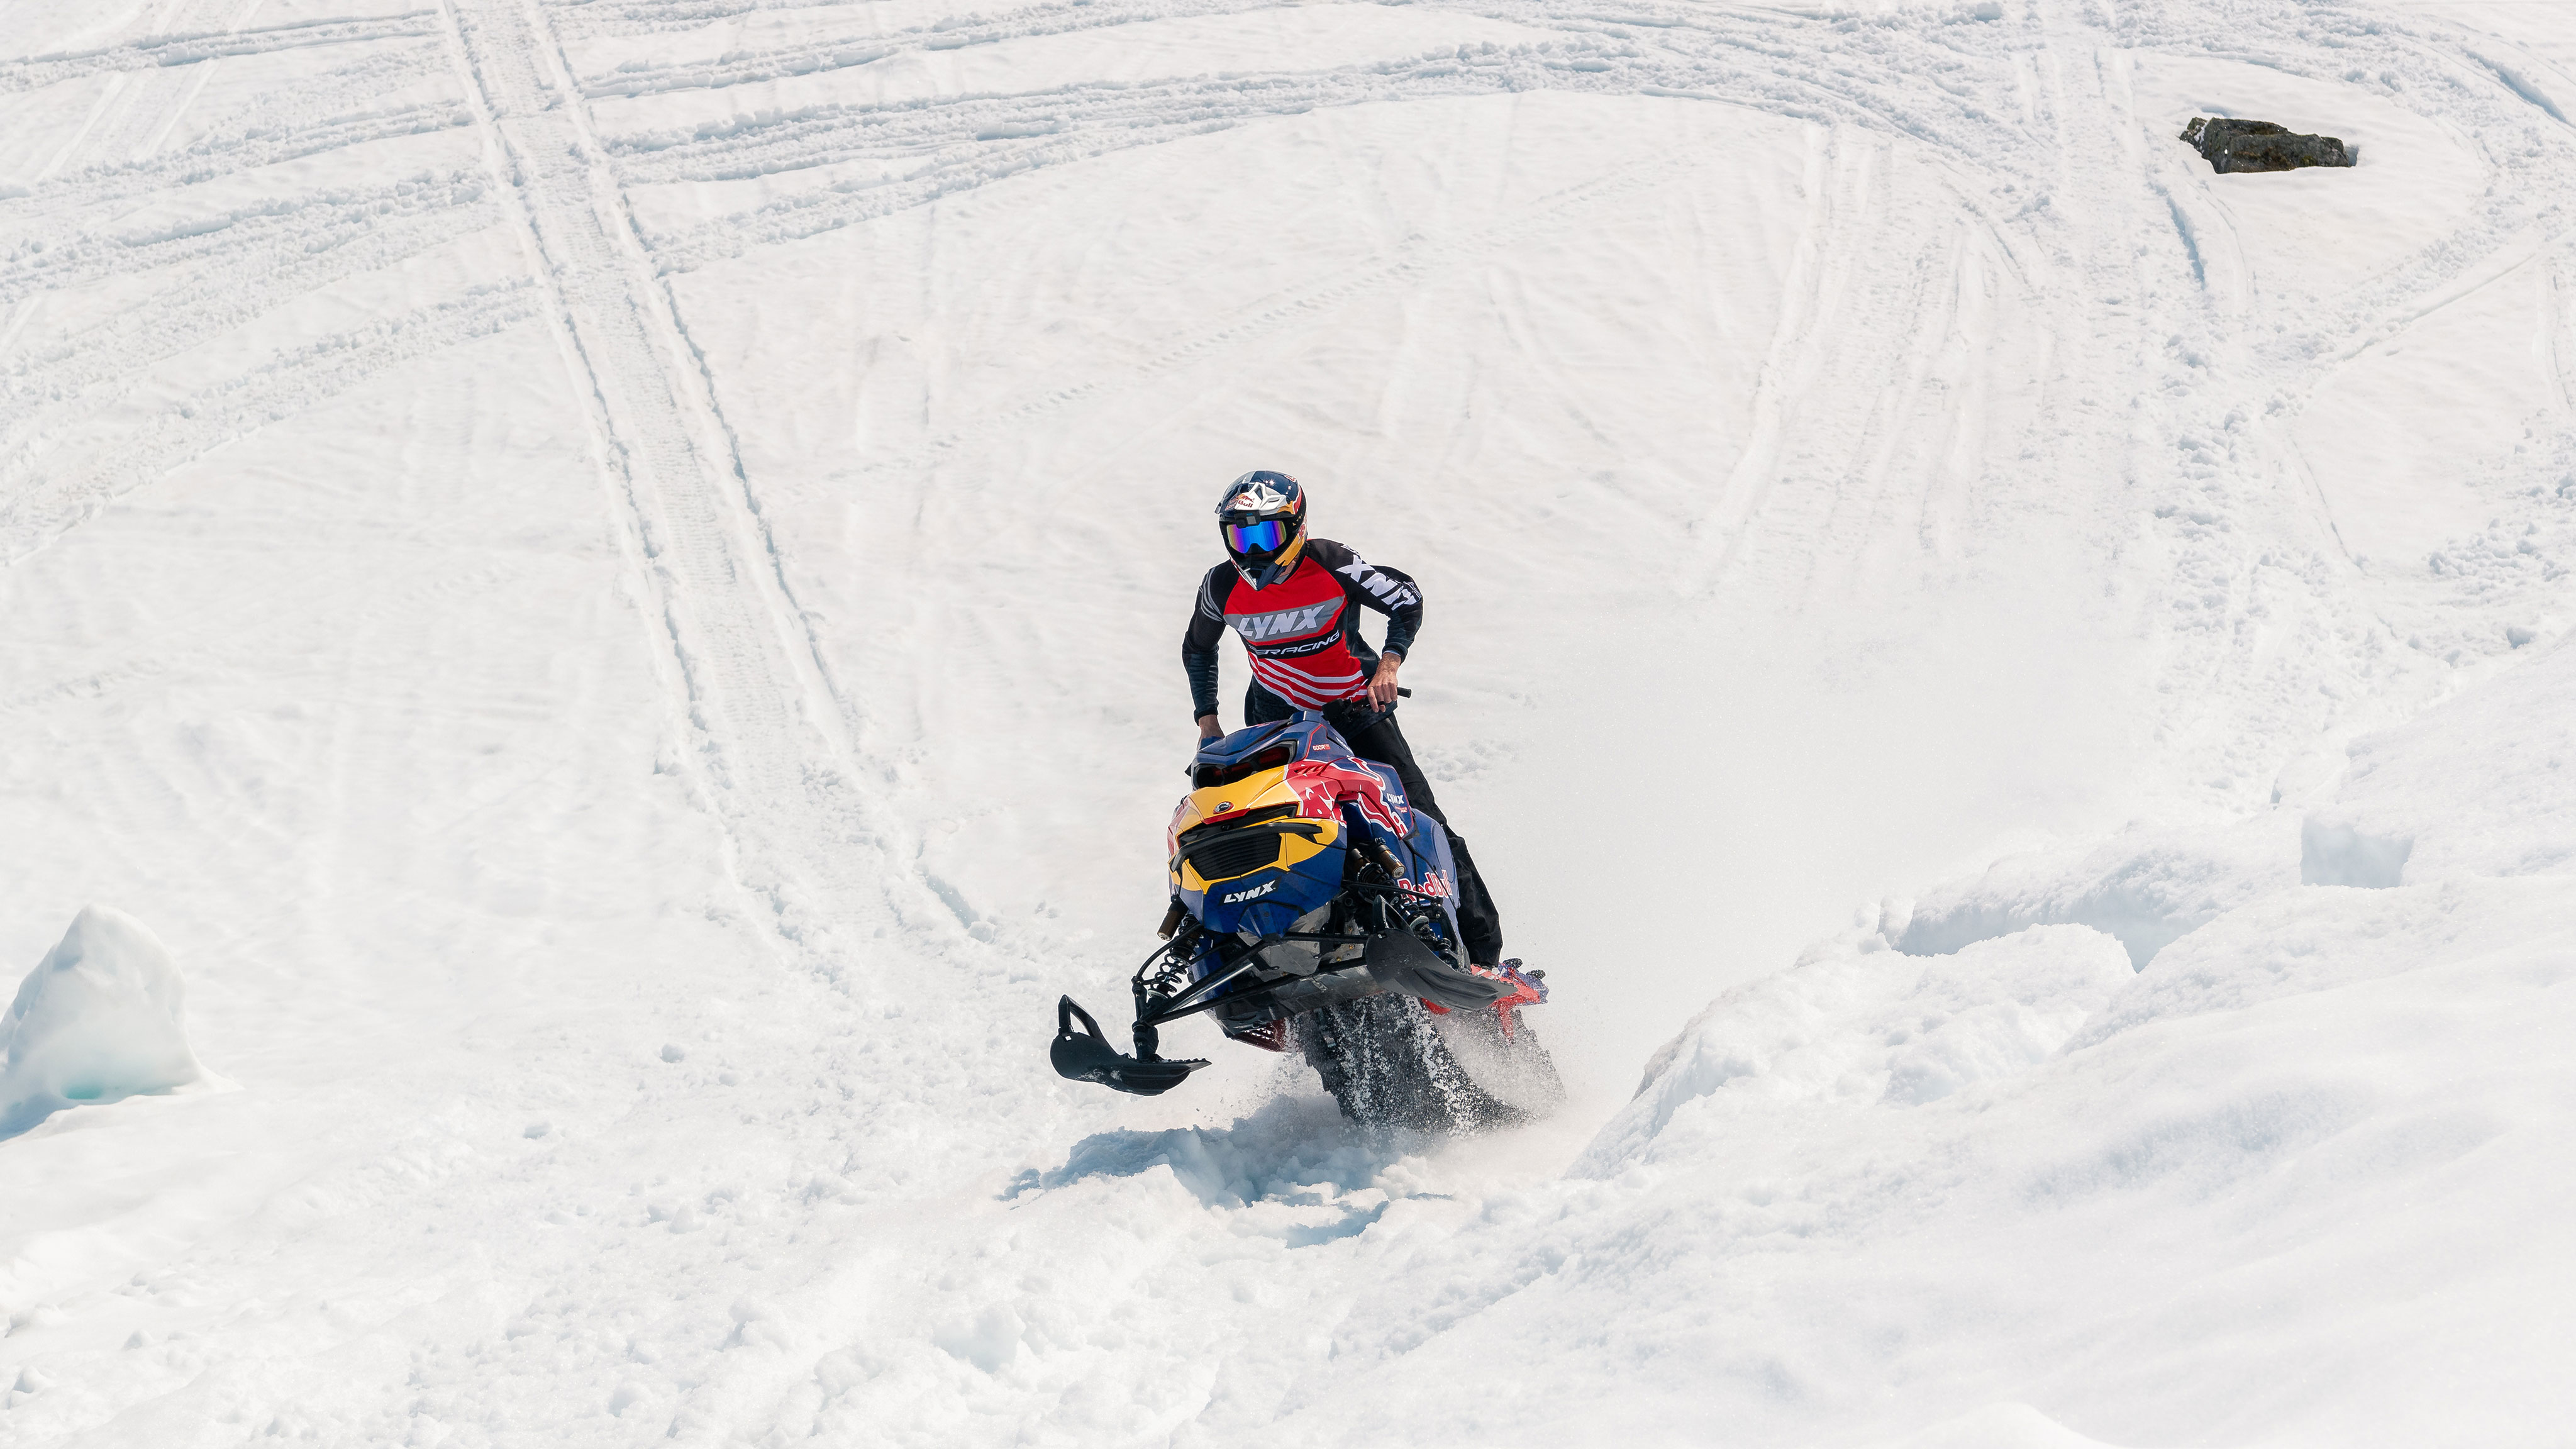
[{"xmin": 1361, "ymin": 930, "xmax": 1512, "ymax": 1011}]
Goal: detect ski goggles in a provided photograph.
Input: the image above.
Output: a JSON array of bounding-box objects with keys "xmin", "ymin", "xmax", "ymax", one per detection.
[{"xmin": 1224, "ymin": 518, "xmax": 1289, "ymax": 554}]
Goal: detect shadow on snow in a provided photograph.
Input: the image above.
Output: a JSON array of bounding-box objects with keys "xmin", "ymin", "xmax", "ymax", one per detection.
[{"xmin": 1004, "ymin": 1092, "xmax": 1438, "ymax": 1244}]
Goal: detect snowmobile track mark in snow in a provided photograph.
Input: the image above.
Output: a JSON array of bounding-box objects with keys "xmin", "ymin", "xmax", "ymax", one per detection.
[
  {"xmin": 841, "ymin": 133, "xmax": 1705, "ymax": 482},
  {"xmin": 3, "ymin": 87, "xmax": 462, "ymax": 233},
  {"xmin": 610, "ymin": 0, "xmax": 2060, "ymax": 276},
  {"xmin": 435, "ymin": 0, "xmax": 928, "ymax": 1001},
  {"xmin": 0, "ymin": 14, "xmax": 441, "ymax": 97},
  {"xmin": 0, "ymin": 286, "xmax": 539, "ymax": 562},
  {"xmin": 1687, "ymin": 123, "xmax": 1870, "ymax": 594},
  {"xmin": 0, "ymin": 197, "xmax": 501, "ymax": 516},
  {"xmin": 26, "ymin": 0, "xmax": 264, "ymax": 177},
  {"xmin": 439, "ymin": 0, "xmax": 840, "ymax": 797}
]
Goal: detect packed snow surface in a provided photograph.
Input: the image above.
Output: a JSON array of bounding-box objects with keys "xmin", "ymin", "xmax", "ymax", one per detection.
[{"xmin": 4, "ymin": 0, "xmax": 2575, "ymax": 1442}]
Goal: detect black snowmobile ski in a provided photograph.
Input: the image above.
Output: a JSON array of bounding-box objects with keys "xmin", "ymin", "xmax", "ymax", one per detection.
[{"xmin": 1049, "ymin": 995, "xmax": 1208, "ymax": 1096}]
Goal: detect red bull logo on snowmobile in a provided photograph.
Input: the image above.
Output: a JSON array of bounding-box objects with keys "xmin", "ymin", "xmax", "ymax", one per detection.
[{"xmin": 1284, "ymin": 757, "xmax": 1406, "ymax": 836}]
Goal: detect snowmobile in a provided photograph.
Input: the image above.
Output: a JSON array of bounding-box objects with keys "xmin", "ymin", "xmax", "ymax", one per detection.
[{"xmin": 1050, "ymin": 711, "xmax": 1562, "ymax": 1130}]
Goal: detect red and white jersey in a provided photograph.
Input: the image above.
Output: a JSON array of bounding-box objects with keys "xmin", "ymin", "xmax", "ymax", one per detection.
[{"xmin": 1183, "ymin": 538, "xmax": 1423, "ymax": 715}]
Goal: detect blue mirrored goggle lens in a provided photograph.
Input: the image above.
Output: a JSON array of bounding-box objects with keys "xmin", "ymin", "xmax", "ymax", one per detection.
[{"xmin": 1226, "ymin": 519, "xmax": 1287, "ymax": 553}]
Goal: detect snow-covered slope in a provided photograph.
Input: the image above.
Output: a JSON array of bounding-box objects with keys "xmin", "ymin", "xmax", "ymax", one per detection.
[{"xmin": 3, "ymin": 0, "xmax": 2573, "ymax": 1442}]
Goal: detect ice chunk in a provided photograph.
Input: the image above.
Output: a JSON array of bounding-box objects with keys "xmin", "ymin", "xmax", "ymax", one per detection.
[{"xmin": 1, "ymin": 907, "xmax": 206, "ymax": 1136}]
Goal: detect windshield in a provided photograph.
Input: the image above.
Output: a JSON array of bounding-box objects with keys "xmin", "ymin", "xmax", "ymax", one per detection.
[{"xmin": 1191, "ymin": 743, "xmax": 1293, "ymax": 789}]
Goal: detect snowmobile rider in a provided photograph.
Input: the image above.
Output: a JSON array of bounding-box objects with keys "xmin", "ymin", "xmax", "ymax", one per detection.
[{"xmin": 1182, "ymin": 470, "xmax": 1506, "ymax": 967}]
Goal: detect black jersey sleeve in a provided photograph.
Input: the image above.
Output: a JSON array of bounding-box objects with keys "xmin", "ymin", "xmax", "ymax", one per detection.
[
  {"xmin": 1303, "ymin": 538, "xmax": 1424, "ymax": 660},
  {"xmin": 1182, "ymin": 564, "xmax": 1231, "ymax": 721}
]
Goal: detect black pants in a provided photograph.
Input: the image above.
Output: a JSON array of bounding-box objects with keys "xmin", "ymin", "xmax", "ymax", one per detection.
[{"xmin": 1245, "ymin": 684, "xmax": 1506, "ymax": 964}]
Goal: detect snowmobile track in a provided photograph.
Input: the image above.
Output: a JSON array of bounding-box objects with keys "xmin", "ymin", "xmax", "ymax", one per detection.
[
  {"xmin": 440, "ymin": 0, "xmax": 840, "ymax": 804},
  {"xmin": 0, "ymin": 286, "xmax": 539, "ymax": 562},
  {"xmin": 0, "ymin": 14, "xmax": 440, "ymax": 97},
  {"xmin": 435, "ymin": 0, "xmax": 944, "ymax": 1015}
]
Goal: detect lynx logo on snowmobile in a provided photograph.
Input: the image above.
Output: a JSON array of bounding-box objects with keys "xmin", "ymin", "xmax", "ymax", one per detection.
[
  {"xmin": 1220, "ymin": 880, "xmax": 1276, "ymax": 904},
  {"xmin": 1226, "ymin": 599, "xmax": 1341, "ymax": 641}
]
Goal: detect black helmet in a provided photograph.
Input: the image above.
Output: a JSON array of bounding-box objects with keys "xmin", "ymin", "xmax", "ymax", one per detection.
[{"xmin": 1215, "ymin": 470, "xmax": 1309, "ymax": 589}]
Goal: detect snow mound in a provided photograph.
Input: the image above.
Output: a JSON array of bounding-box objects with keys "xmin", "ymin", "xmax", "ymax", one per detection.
[
  {"xmin": 1331, "ymin": 735, "xmax": 2576, "ymax": 1443},
  {"xmin": 2067, "ymin": 874, "xmax": 2576, "ymax": 1054},
  {"xmin": 1450, "ymin": 623, "xmax": 2576, "ymax": 1446},
  {"xmin": 1892, "ymin": 631, "xmax": 2576, "ymax": 962},
  {"xmin": 1587, "ymin": 923, "xmax": 2133, "ymax": 1173},
  {"xmin": 2311, "ymin": 632, "xmax": 2576, "ymax": 885},
  {"xmin": 1896, "ymin": 818, "xmax": 2301, "ymax": 969},
  {"xmin": 1, "ymin": 907, "xmax": 207, "ymax": 1136},
  {"xmin": 1892, "ymin": 633, "xmax": 2576, "ymax": 963}
]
